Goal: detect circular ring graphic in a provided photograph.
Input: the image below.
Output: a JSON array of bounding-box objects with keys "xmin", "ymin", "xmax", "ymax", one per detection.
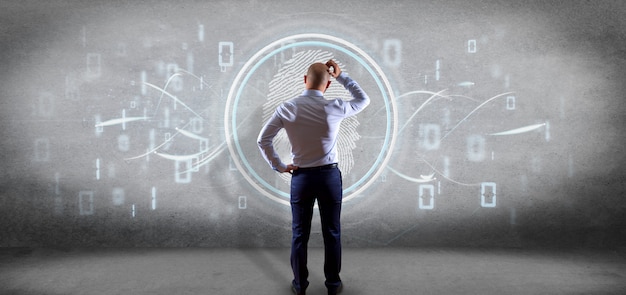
[{"xmin": 225, "ymin": 33, "xmax": 397, "ymax": 206}]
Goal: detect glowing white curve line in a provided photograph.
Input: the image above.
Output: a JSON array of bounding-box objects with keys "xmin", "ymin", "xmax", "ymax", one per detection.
[
  {"xmin": 488, "ymin": 123, "xmax": 546, "ymax": 136},
  {"xmin": 124, "ymin": 103, "xmax": 216, "ymax": 161},
  {"xmin": 176, "ymin": 127, "xmax": 208, "ymax": 141},
  {"xmin": 155, "ymin": 151, "xmax": 205, "ymax": 161},
  {"xmin": 143, "ymin": 82, "xmax": 203, "ymax": 119},
  {"xmin": 396, "ymin": 90, "xmax": 447, "ymax": 100},
  {"xmin": 152, "ymin": 73, "xmax": 182, "ymax": 116},
  {"xmin": 123, "ymin": 122, "xmax": 193, "ymax": 161},
  {"xmin": 457, "ymin": 81, "xmax": 475, "ymax": 87},
  {"xmin": 418, "ymin": 157, "xmax": 482, "ymax": 187},
  {"xmin": 176, "ymin": 69, "xmax": 214, "ymax": 90},
  {"xmin": 126, "ymin": 98, "xmax": 246, "ymax": 162},
  {"xmin": 440, "ymin": 91, "xmax": 514, "ymax": 141},
  {"xmin": 397, "ymin": 89, "xmax": 448, "ymax": 135},
  {"xmin": 420, "ymin": 173, "xmax": 435, "ymax": 179},
  {"xmin": 95, "ymin": 117, "xmax": 149, "ymax": 127},
  {"xmin": 124, "ymin": 136, "xmax": 175, "ymax": 161},
  {"xmin": 387, "ymin": 166, "xmax": 435, "ymax": 183}
]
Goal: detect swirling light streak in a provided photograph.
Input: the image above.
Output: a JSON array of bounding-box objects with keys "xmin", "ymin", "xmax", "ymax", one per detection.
[{"xmin": 488, "ymin": 123, "xmax": 546, "ymax": 136}]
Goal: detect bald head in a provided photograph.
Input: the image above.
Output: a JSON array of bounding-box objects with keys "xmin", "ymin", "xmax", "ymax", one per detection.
[{"xmin": 305, "ymin": 62, "xmax": 331, "ymax": 91}]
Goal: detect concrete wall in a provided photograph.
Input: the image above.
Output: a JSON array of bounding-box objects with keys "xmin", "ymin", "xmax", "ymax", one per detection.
[{"xmin": 1, "ymin": 0, "xmax": 625, "ymax": 248}]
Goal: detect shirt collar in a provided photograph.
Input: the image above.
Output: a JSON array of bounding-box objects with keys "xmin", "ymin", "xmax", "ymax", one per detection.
[{"xmin": 302, "ymin": 89, "xmax": 324, "ymax": 97}]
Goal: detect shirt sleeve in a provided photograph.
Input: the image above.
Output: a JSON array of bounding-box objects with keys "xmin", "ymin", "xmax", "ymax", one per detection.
[
  {"xmin": 335, "ymin": 72, "xmax": 370, "ymax": 116},
  {"xmin": 257, "ymin": 109, "xmax": 287, "ymax": 172}
]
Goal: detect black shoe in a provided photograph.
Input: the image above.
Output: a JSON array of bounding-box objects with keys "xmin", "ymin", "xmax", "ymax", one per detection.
[
  {"xmin": 328, "ymin": 282, "xmax": 343, "ymax": 295},
  {"xmin": 291, "ymin": 282, "xmax": 305, "ymax": 295}
]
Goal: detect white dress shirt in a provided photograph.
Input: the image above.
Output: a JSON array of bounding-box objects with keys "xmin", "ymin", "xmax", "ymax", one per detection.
[{"xmin": 258, "ymin": 72, "xmax": 370, "ymax": 172}]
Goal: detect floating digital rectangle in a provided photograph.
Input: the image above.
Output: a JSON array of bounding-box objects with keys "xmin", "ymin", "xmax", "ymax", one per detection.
[
  {"xmin": 467, "ymin": 135, "xmax": 485, "ymax": 162},
  {"xmin": 112, "ymin": 187, "xmax": 125, "ymax": 206},
  {"xmin": 467, "ymin": 39, "xmax": 477, "ymax": 53},
  {"xmin": 198, "ymin": 24, "xmax": 205, "ymax": 42},
  {"xmin": 190, "ymin": 117, "xmax": 204, "ymax": 134},
  {"xmin": 95, "ymin": 158, "xmax": 100, "ymax": 180},
  {"xmin": 175, "ymin": 159, "xmax": 193, "ymax": 183},
  {"xmin": 164, "ymin": 131, "xmax": 172, "ymax": 143},
  {"xmin": 121, "ymin": 109, "xmax": 127, "ymax": 130},
  {"xmin": 506, "ymin": 95, "xmax": 516, "ymax": 110},
  {"xmin": 382, "ymin": 39, "xmax": 402, "ymax": 67},
  {"xmin": 141, "ymin": 71, "xmax": 147, "ymax": 95},
  {"xmin": 418, "ymin": 184, "xmax": 435, "ymax": 210},
  {"xmin": 117, "ymin": 134, "xmax": 130, "ymax": 152},
  {"xmin": 78, "ymin": 191, "xmax": 94, "ymax": 215},
  {"xmin": 151, "ymin": 187, "xmax": 157, "ymax": 210},
  {"xmin": 238, "ymin": 196, "xmax": 247, "ymax": 209},
  {"xmin": 419, "ymin": 124, "xmax": 441, "ymax": 151},
  {"xmin": 481, "ymin": 182, "xmax": 496, "ymax": 208},
  {"xmin": 219, "ymin": 41, "xmax": 234, "ymax": 72}
]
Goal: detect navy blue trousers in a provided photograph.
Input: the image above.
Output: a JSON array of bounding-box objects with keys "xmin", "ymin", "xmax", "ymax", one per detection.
[{"xmin": 290, "ymin": 166, "xmax": 342, "ymax": 294}]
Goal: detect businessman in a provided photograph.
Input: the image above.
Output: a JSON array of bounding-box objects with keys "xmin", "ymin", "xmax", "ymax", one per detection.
[{"xmin": 257, "ymin": 59, "xmax": 370, "ymax": 295}]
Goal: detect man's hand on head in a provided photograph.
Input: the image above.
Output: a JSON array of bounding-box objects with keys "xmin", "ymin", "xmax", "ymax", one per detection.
[{"xmin": 326, "ymin": 59, "xmax": 341, "ymax": 78}]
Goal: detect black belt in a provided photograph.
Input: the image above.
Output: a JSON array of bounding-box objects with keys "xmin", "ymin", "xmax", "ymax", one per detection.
[{"xmin": 297, "ymin": 163, "xmax": 338, "ymax": 171}]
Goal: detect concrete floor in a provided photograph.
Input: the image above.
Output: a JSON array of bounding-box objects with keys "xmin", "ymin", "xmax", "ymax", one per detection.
[{"xmin": 1, "ymin": 247, "xmax": 625, "ymax": 295}]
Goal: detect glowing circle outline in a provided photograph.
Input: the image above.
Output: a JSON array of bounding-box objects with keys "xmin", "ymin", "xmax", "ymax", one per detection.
[{"xmin": 224, "ymin": 33, "xmax": 397, "ymax": 206}]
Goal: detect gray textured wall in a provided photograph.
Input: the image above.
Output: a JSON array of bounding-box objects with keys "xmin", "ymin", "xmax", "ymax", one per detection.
[{"xmin": 1, "ymin": 0, "xmax": 625, "ymax": 248}]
